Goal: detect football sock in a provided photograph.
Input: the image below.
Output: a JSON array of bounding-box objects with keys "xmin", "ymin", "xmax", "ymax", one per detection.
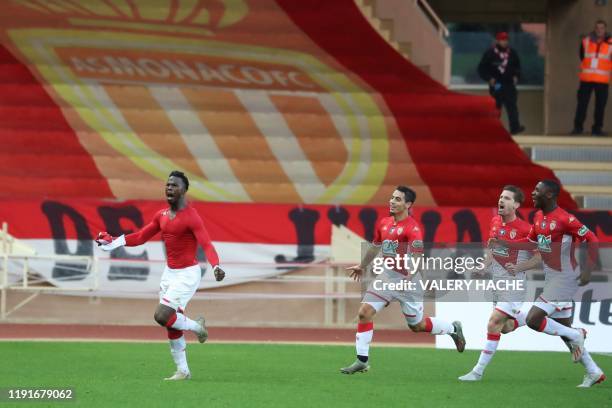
[
  {"xmin": 424, "ymin": 317, "xmax": 455, "ymax": 335},
  {"xmin": 167, "ymin": 330, "xmax": 189, "ymax": 373},
  {"xmin": 473, "ymin": 333, "xmax": 500, "ymax": 375},
  {"xmin": 538, "ymin": 318, "xmax": 580, "ymax": 341},
  {"xmin": 563, "ymin": 339, "xmax": 601, "ymax": 374},
  {"xmin": 166, "ymin": 312, "xmax": 201, "ymax": 332},
  {"xmin": 356, "ymin": 322, "xmax": 373, "ymax": 362}
]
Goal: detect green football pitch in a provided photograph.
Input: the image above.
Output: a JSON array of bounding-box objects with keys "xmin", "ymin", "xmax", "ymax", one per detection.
[{"xmin": 1, "ymin": 342, "xmax": 610, "ymax": 407}]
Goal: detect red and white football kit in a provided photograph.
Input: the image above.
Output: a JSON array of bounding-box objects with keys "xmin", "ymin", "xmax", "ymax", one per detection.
[
  {"xmin": 488, "ymin": 215, "xmax": 531, "ymax": 318},
  {"xmin": 527, "ymin": 207, "xmax": 598, "ymax": 318},
  {"xmin": 126, "ymin": 205, "xmax": 220, "ymax": 310},
  {"xmin": 363, "ymin": 215, "xmax": 424, "ymax": 325}
]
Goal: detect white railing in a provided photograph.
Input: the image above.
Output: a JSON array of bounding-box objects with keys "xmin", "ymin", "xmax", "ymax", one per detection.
[{"xmin": 416, "ymin": 0, "xmax": 449, "ymax": 38}]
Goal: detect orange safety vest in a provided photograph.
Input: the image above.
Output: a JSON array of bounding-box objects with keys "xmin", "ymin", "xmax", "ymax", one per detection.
[{"xmin": 580, "ymin": 36, "xmax": 611, "ymax": 84}]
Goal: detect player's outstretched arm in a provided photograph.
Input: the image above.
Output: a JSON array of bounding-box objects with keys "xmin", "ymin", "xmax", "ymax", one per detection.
[
  {"xmin": 191, "ymin": 215, "xmax": 223, "ymax": 281},
  {"xmin": 95, "ymin": 232, "xmax": 126, "ymax": 251},
  {"xmin": 95, "ymin": 214, "xmax": 161, "ymax": 252},
  {"xmin": 346, "ymin": 244, "xmax": 380, "ymax": 281}
]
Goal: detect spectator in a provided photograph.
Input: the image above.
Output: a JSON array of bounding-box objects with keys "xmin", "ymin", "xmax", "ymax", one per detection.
[
  {"xmin": 478, "ymin": 32, "xmax": 525, "ymax": 135},
  {"xmin": 571, "ymin": 20, "xmax": 611, "ymax": 137}
]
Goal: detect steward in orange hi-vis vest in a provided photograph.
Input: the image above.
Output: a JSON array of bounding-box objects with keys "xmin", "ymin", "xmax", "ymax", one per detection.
[
  {"xmin": 579, "ymin": 35, "xmax": 611, "ymax": 84},
  {"xmin": 572, "ymin": 20, "xmax": 611, "ymax": 136}
]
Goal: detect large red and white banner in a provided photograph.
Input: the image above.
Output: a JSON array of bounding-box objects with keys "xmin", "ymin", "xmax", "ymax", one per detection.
[
  {"xmin": 0, "ymin": 0, "xmax": 576, "ymax": 207},
  {"xmin": 1, "ymin": 199, "xmax": 609, "ymax": 294}
]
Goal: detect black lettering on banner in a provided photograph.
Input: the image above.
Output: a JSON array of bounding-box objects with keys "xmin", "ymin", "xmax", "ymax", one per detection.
[
  {"xmin": 275, "ymin": 207, "xmax": 319, "ymax": 266},
  {"xmin": 420, "ymin": 210, "xmax": 441, "ymax": 256},
  {"xmin": 452, "ymin": 209, "xmax": 482, "ymax": 243},
  {"xmin": 327, "ymin": 206, "xmax": 349, "ymax": 227},
  {"xmin": 98, "ymin": 206, "xmax": 149, "ymax": 281},
  {"xmin": 600, "ymin": 298, "xmax": 612, "ymax": 325},
  {"xmin": 451, "ymin": 210, "xmax": 483, "ymax": 277},
  {"xmin": 41, "ymin": 201, "xmax": 92, "ymax": 281},
  {"xmin": 579, "ymin": 290, "xmax": 596, "ymax": 325},
  {"xmin": 358, "ymin": 208, "xmax": 378, "ymax": 243}
]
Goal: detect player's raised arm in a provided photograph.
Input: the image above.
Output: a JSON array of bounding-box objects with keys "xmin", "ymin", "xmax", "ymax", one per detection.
[
  {"xmin": 191, "ymin": 213, "xmax": 224, "ymax": 281},
  {"xmin": 95, "ymin": 212, "xmax": 161, "ymax": 251}
]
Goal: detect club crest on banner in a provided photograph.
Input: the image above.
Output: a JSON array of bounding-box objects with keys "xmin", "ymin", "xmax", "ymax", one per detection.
[{"xmin": 5, "ymin": 0, "xmax": 395, "ymax": 205}]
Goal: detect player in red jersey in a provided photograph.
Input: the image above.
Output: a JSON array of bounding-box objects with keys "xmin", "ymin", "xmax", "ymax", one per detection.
[
  {"xmin": 513, "ymin": 180, "xmax": 605, "ymax": 387},
  {"xmin": 340, "ymin": 186, "xmax": 466, "ymax": 374},
  {"xmin": 96, "ymin": 171, "xmax": 225, "ymax": 381},
  {"xmin": 459, "ymin": 185, "xmax": 534, "ymax": 381}
]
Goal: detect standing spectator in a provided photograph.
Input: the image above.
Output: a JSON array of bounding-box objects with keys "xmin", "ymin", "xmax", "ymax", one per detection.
[
  {"xmin": 478, "ymin": 32, "xmax": 525, "ymax": 135},
  {"xmin": 571, "ymin": 20, "xmax": 611, "ymax": 136}
]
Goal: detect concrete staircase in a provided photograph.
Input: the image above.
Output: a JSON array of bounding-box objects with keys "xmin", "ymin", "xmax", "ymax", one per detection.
[
  {"xmin": 354, "ymin": 0, "xmax": 451, "ymax": 85},
  {"xmin": 514, "ymin": 136, "xmax": 612, "ymax": 209}
]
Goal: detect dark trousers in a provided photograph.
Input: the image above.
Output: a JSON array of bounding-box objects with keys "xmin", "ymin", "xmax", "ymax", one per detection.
[
  {"xmin": 490, "ymin": 83, "xmax": 521, "ymax": 132},
  {"xmin": 573, "ymin": 81, "xmax": 609, "ymax": 131}
]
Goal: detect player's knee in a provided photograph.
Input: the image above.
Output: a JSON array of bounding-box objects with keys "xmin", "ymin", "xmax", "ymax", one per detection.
[
  {"xmin": 487, "ymin": 316, "xmax": 504, "ymax": 333},
  {"xmin": 154, "ymin": 310, "xmax": 169, "ymax": 326},
  {"xmin": 358, "ymin": 305, "xmax": 375, "ymax": 322},
  {"xmin": 408, "ymin": 321, "xmax": 425, "ymax": 332},
  {"xmin": 526, "ymin": 314, "xmax": 541, "ymax": 331},
  {"xmin": 500, "ymin": 320, "xmax": 516, "ymax": 334},
  {"xmin": 358, "ymin": 310, "xmax": 371, "ymax": 323}
]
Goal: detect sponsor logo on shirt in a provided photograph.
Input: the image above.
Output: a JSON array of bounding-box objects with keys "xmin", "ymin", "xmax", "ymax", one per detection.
[
  {"xmin": 537, "ymin": 234, "xmax": 552, "ymax": 253},
  {"xmin": 382, "ymin": 239, "xmax": 399, "ymax": 256},
  {"xmin": 578, "ymin": 225, "xmax": 589, "ymax": 237},
  {"xmin": 492, "ymin": 246, "xmax": 509, "ymax": 257}
]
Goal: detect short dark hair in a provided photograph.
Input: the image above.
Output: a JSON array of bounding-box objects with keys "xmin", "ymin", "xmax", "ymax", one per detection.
[
  {"xmin": 169, "ymin": 170, "xmax": 189, "ymax": 191},
  {"xmin": 595, "ymin": 19, "xmax": 607, "ymax": 27},
  {"xmin": 502, "ymin": 185, "xmax": 524, "ymax": 204},
  {"xmin": 540, "ymin": 179, "xmax": 560, "ymax": 198},
  {"xmin": 396, "ymin": 185, "xmax": 416, "ymax": 203}
]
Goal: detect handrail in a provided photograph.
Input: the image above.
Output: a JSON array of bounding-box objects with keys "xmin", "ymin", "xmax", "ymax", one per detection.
[{"xmin": 416, "ymin": 0, "xmax": 449, "ymax": 38}]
